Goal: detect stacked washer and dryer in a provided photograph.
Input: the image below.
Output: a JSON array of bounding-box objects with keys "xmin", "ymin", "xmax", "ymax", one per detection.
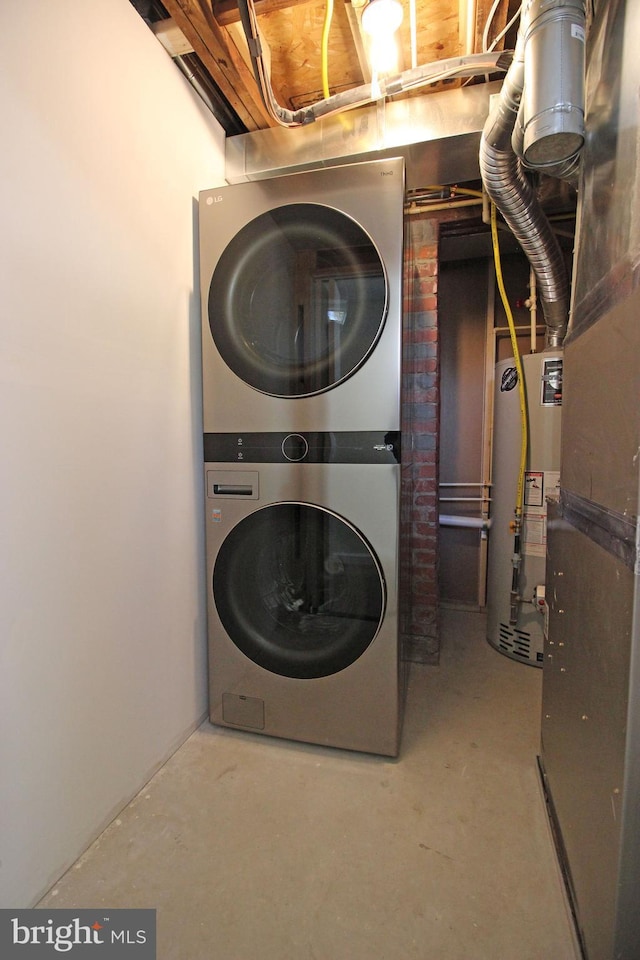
[{"xmin": 198, "ymin": 158, "xmax": 405, "ymax": 757}]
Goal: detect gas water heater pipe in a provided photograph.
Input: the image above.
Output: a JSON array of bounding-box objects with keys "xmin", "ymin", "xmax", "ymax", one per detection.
[
  {"xmin": 515, "ymin": 267, "xmax": 539, "ymax": 350},
  {"xmin": 528, "ymin": 268, "xmax": 537, "ymax": 353}
]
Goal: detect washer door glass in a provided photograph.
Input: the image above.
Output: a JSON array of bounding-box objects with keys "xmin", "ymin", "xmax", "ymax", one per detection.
[
  {"xmin": 213, "ymin": 503, "xmax": 386, "ymax": 679},
  {"xmin": 208, "ymin": 203, "xmax": 387, "ymax": 398}
]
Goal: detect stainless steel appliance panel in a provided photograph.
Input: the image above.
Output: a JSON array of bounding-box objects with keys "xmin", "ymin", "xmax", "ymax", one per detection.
[
  {"xmin": 570, "ymin": 0, "xmax": 640, "ymax": 325},
  {"xmin": 540, "ymin": 3, "xmax": 640, "ymax": 957},
  {"xmin": 542, "ymin": 503, "xmax": 636, "ymax": 959},
  {"xmin": 204, "ymin": 457, "xmax": 402, "ymax": 757},
  {"xmin": 199, "ymin": 158, "xmax": 404, "ymax": 434},
  {"xmin": 562, "ymin": 293, "xmax": 640, "ymax": 519}
]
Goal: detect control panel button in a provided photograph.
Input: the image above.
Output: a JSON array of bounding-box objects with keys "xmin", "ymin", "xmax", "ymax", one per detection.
[{"xmin": 282, "ymin": 434, "xmax": 309, "ymax": 462}]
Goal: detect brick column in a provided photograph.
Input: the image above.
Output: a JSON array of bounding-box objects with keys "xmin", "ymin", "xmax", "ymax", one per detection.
[
  {"xmin": 399, "ymin": 202, "xmax": 483, "ymax": 663},
  {"xmin": 401, "ymin": 215, "xmax": 441, "ymax": 664}
]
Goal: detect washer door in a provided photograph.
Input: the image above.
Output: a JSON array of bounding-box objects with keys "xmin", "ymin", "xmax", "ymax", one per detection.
[
  {"xmin": 208, "ymin": 203, "xmax": 387, "ymax": 398},
  {"xmin": 213, "ymin": 503, "xmax": 386, "ymax": 679}
]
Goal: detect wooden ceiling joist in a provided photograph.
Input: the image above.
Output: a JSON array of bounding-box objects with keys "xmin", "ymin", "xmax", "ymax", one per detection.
[
  {"xmin": 213, "ymin": 0, "xmax": 310, "ymax": 28},
  {"xmin": 157, "ymin": 1, "xmax": 519, "ymax": 134},
  {"xmin": 161, "ymin": 0, "xmax": 276, "ymax": 130}
]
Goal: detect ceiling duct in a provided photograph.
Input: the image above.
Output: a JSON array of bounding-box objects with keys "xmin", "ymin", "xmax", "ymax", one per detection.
[
  {"xmin": 480, "ymin": 0, "xmax": 586, "ymax": 348},
  {"xmin": 226, "ymin": 80, "xmax": 504, "ymax": 189}
]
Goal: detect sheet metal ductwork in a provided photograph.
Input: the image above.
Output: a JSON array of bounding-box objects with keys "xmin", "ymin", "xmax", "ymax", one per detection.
[{"xmin": 480, "ymin": 0, "xmax": 586, "ymax": 348}]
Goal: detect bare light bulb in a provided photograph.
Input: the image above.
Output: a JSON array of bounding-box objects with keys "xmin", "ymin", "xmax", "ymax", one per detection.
[{"xmin": 361, "ymin": 0, "xmax": 404, "ymax": 38}]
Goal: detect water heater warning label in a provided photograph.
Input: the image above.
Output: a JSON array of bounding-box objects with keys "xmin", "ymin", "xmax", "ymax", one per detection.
[
  {"xmin": 522, "ymin": 471, "xmax": 560, "ymax": 557},
  {"xmin": 523, "ymin": 512, "xmax": 546, "ymax": 556},
  {"xmin": 525, "ymin": 471, "xmax": 544, "ymax": 507},
  {"xmin": 541, "ymin": 358, "xmax": 563, "ymax": 405}
]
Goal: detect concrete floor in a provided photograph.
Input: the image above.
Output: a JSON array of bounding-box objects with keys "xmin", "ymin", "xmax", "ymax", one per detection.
[{"xmin": 39, "ymin": 608, "xmax": 581, "ymax": 959}]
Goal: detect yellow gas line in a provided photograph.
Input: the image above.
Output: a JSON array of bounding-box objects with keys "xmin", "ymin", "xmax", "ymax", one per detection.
[
  {"xmin": 321, "ymin": 0, "xmax": 334, "ymax": 100},
  {"xmin": 490, "ymin": 202, "xmax": 529, "ymax": 623}
]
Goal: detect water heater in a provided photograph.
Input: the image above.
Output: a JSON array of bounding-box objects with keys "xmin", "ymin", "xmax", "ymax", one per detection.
[{"xmin": 487, "ymin": 352, "xmax": 562, "ymax": 666}]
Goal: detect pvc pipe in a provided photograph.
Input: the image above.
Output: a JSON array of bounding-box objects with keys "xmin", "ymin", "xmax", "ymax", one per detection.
[
  {"xmin": 439, "ymin": 515, "xmax": 493, "ymax": 529},
  {"xmin": 439, "ymin": 482, "xmax": 492, "ymax": 487},
  {"xmin": 439, "ymin": 497, "xmax": 492, "ymax": 503}
]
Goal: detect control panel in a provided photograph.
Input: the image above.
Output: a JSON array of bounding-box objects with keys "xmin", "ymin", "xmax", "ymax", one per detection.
[{"xmin": 203, "ymin": 431, "xmax": 400, "ymax": 465}]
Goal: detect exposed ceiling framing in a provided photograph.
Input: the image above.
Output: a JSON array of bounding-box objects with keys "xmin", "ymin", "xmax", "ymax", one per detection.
[{"xmin": 142, "ymin": 0, "xmax": 520, "ymax": 134}]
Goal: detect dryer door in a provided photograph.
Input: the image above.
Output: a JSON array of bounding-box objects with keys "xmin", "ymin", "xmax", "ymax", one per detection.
[
  {"xmin": 213, "ymin": 502, "xmax": 386, "ymax": 679},
  {"xmin": 208, "ymin": 204, "xmax": 387, "ymax": 398}
]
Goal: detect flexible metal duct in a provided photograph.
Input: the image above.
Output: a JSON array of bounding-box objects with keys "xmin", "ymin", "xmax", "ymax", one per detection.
[{"xmin": 480, "ymin": 0, "xmax": 586, "ymax": 347}]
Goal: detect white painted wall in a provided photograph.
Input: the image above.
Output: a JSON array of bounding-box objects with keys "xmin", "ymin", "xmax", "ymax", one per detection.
[{"xmin": 0, "ymin": 0, "xmax": 225, "ymax": 906}]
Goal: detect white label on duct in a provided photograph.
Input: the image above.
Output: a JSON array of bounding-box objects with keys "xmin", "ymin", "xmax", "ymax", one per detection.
[{"xmin": 571, "ymin": 23, "xmax": 585, "ymax": 43}]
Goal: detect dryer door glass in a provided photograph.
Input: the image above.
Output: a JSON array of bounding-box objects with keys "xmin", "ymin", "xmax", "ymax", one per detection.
[
  {"xmin": 208, "ymin": 204, "xmax": 387, "ymax": 398},
  {"xmin": 213, "ymin": 503, "xmax": 386, "ymax": 679}
]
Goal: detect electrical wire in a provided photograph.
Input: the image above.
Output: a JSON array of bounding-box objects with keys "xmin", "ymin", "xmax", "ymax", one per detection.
[
  {"xmin": 487, "ymin": 4, "xmax": 523, "ymax": 53},
  {"xmin": 321, "ymin": 0, "xmax": 334, "ymax": 100},
  {"xmin": 483, "ymin": 0, "xmax": 523, "ymax": 53},
  {"xmin": 482, "ymin": 0, "xmax": 504, "ymax": 53}
]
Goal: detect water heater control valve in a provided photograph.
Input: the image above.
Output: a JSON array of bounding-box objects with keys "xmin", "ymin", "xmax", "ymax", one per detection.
[{"xmin": 533, "ymin": 584, "xmax": 546, "ymax": 614}]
